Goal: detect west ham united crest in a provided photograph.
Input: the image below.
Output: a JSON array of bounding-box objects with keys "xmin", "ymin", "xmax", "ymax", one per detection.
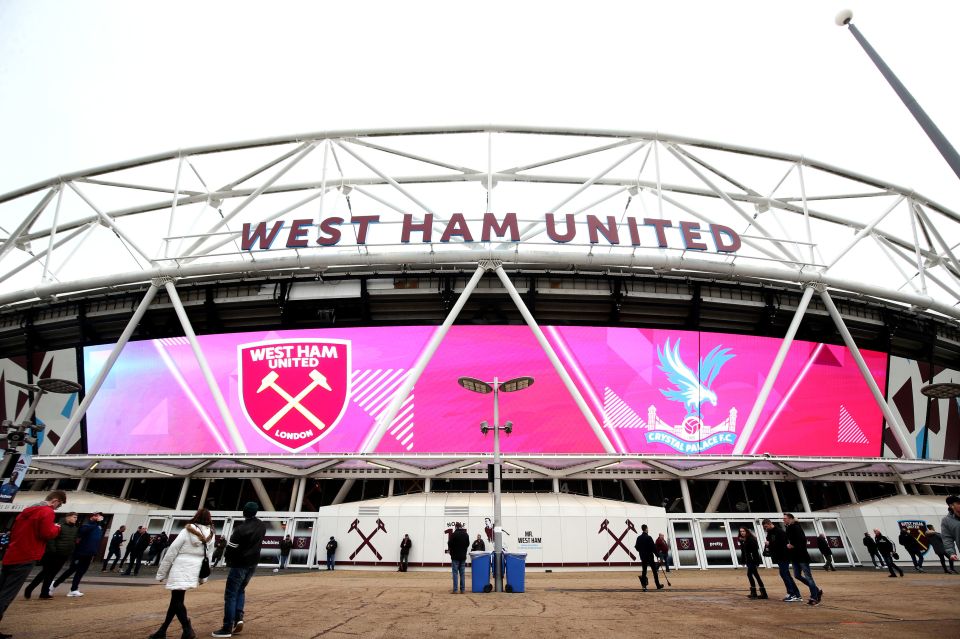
[{"xmin": 237, "ymin": 339, "xmax": 351, "ymax": 452}]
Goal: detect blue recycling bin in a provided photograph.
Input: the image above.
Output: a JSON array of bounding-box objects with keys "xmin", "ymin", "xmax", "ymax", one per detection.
[
  {"xmin": 470, "ymin": 551, "xmax": 492, "ymax": 593},
  {"xmin": 503, "ymin": 552, "xmax": 527, "ymax": 593}
]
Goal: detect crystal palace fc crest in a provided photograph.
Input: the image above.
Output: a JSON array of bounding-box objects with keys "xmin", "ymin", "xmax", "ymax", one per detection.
[{"xmin": 237, "ymin": 339, "xmax": 351, "ymax": 452}]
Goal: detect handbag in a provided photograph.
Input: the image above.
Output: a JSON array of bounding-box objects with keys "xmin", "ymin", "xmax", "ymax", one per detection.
[{"xmin": 199, "ymin": 539, "xmax": 212, "ymax": 581}]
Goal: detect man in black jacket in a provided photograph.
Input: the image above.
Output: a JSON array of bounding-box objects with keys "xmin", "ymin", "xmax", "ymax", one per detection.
[
  {"xmin": 862, "ymin": 532, "xmax": 884, "ymax": 569},
  {"xmin": 101, "ymin": 525, "xmax": 125, "ymax": 572},
  {"xmin": 816, "ymin": 534, "xmax": 836, "ymax": 571},
  {"xmin": 212, "ymin": 502, "xmax": 267, "ymax": 638},
  {"xmin": 762, "ymin": 518, "xmax": 802, "ymax": 602},
  {"xmin": 783, "ymin": 514, "xmax": 822, "ymax": 606},
  {"xmin": 634, "ymin": 524, "xmax": 662, "ymax": 592},
  {"xmin": 120, "ymin": 526, "xmax": 150, "ymax": 576},
  {"xmin": 898, "ymin": 527, "xmax": 924, "ymax": 572},
  {"xmin": 25, "ymin": 512, "xmax": 78, "ymax": 599},
  {"xmin": 398, "ymin": 534, "xmax": 412, "ymax": 572},
  {"xmin": 447, "ymin": 523, "xmax": 470, "ymax": 594},
  {"xmin": 926, "ymin": 524, "xmax": 957, "ymax": 574},
  {"xmin": 874, "ymin": 529, "xmax": 903, "ymax": 577}
]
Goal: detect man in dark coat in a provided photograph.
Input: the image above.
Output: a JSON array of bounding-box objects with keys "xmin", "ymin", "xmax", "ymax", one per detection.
[
  {"xmin": 762, "ymin": 519, "xmax": 801, "ymax": 602},
  {"xmin": 25, "ymin": 512, "xmax": 78, "ymax": 599},
  {"xmin": 213, "ymin": 501, "xmax": 267, "ymax": 638},
  {"xmin": 276, "ymin": 535, "xmax": 293, "ymax": 571},
  {"xmin": 634, "ymin": 524, "xmax": 662, "ymax": 592},
  {"xmin": 874, "ymin": 529, "xmax": 903, "ymax": 577},
  {"xmin": 398, "ymin": 534, "xmax": 412, "ymax": 572},
  {"xmin": 325, "ymin": 536, "xmax": 338, "ymax": 571},
  {"xmin": 447, "ymin": 523, "xmax": 470, "ymax": 594},
  {"xmin": 925, "ymin": 524, "xmax": 956, "ymax": 574},
  {"xmin": 53, "ymin": 512, "xmax": 104, "ymax": 596},
  {"xmin": 862, "ymin": 531, "xmax": 884, "ymax": 569},
  {"xmin": 101, "ymin": 525, "xmax": 125, "ymax": 572},
  {"xmin": 121, "ymin": 525, "xmax": 151, "ymax": 576},
  {"xmin": 816, "ymin": 533, "xmax": 836, "ymax": 571},
  {"xmin": 148, "ymin": 531, "xmax": 169, "ymax": 566},
  {"xmin": 898, "ymin": 527, "xmax": 924, "ymax": 572},
  {"xmin": 783, "ymin": 513, "xmax": 821, "ymax": 606},
  {"xmin": 471, "ymin": 534, "xmax": 486, "ymax": 552}
]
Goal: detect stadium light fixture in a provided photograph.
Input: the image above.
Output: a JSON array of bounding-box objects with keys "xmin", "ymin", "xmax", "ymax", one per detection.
[
  {"xmin": 458, "ymin": 374, "xmax": 534, "ymax": 592},
  {"xmin": 920, "ymin": 383, "xmax": 960, "ymax": 400},
  {"xmin": 2, "ymin": 377, "xmax": 82, "ymax": 475}
]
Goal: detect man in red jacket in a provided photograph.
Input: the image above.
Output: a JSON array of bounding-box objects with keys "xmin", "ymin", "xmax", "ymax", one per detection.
[{"xmin": 0, "ymin": 490, "xmax": 65, "ymax": 638}]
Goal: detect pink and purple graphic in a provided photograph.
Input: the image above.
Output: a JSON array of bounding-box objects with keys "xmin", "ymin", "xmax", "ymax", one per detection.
[{"xmin": 83, "ymin": 326, "xmax": 887, "ymax": 457}]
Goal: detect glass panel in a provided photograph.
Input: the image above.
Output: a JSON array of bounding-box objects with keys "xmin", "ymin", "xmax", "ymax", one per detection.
[
  {"xmin": 798, "ymin": 519, "xmax": 823, "ymax": 564},
  {"xmin": 259, "ymin": 519, "xmax": 289, "ymax": 567},
  {"xmin": 146, "ymin": 517, "xmax": 167, "ymax": 536},
  {"xmin": 699, "ymin": 521, "xmax": 735, "ymax": 567},
  {"xmin": 819, "ymin": 519, "xmax": 849, "ymax": 563},
  {"xmin": 289, "ymin": 519, "xmax": 314, "ymax": 566},
  {"xmin": 670, "ymin": 521, "xmax": 699, "ymax": 568},
  {"xmin": 728, "ymin": 520, "xmax": 759, "ymax": 566}
]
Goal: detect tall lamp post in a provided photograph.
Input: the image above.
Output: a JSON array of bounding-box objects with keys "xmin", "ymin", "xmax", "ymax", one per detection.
[
  {"xmin": 3, "ymin": 378, "xmax": 82, "ymax": 477},
  {"xmin": 458, "ymin": 375, "xmax": 534, "ymax": 593},
  {"xmin": 920, "ymin": 383, "xmax": 960, "ymax": 459}
]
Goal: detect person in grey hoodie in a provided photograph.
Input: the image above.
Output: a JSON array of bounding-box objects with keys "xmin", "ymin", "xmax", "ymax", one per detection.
[
  {"xmin": 942, "ymin": 495, "xmax": 960, "ymax": 566},
  {"xmin": 925, "ymin": 524, "xmax": 956, "ymax": 574}
]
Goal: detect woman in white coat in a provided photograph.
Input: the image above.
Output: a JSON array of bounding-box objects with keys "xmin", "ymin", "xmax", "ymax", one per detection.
[{"xmin": 149, "ymin": 509, "xmax": 214, "ymax": 639}]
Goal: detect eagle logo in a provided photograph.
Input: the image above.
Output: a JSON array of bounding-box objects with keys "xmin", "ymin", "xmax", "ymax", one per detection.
[{"xmin": 657, "ymin": 338, "xmax": 734, "ymax": 419}]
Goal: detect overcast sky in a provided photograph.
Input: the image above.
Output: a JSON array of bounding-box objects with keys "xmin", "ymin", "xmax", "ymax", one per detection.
[{"xmin": 1, "ymin": 0, "xmax": 959, "ymax": 209}]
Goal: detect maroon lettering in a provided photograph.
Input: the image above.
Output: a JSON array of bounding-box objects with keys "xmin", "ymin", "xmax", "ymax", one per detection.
[
  {"xmin": 350, "ymin": 215, "xmax": 380, "ymax": 244},
  {"xmin": 644, "ymin": 218, "xmax": 672, "ymax": 248},
  {"xmin": 440, "ymin": 213, "xmax": 474, "ymax": 242},
  {"xmin": 315, "ymin": 217, "xmax": 343, "ymax": 246},
  {"xmin": 400, "ymin": 213, "xmax": 433, "ymax": 243},
  {"xmin": 627, "ymin": 217, "xmax": 642, "ymax": 246},
  {"xmin": 586, "ymin": 215, "xmax": 619, "ymax": 245},
  {"xmin": 481, "ymin": 213, "xmax": 519, "ymax": 242},
  {"xmin": 680, "ymin": 221, "xmax": 707, "ymax": 251},
  {"xmin": 546, "ymin": 213, "xmax": 576, "ymax": 243},
  {"xmin": 286, "ymin": 218, "xmax": 312, "ymax": 248},
  {"xmin": 710, "ymin": 224, "xmax": 741, "ymax": 253},
  {"xmin": 241, "ymin": 221, "xmax": 284, "ymax": 250}
]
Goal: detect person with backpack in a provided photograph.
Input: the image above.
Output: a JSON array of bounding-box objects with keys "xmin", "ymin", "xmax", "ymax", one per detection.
[
  {"xmin": 212, "ymin": 501, "xmax": 266, "ymax": 638},
  {"xmin": 737, "ymin": 527, "xmax": 767, "ymax": 600},
  {"xmin": 874, "ymin": 529, "xmax": 903, "ymax": 577},
  {"xmin": 149, "ymin": 508, "xmax": 215, "ymax": 639},
  {"xmin": 24, "ymin": 511, "xmax": 78, "ymax": 599}
]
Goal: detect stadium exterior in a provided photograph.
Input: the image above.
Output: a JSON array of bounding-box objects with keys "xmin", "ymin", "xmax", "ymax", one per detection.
[{"xmin": 1, "ymin": 127, "xmax": 959, "ymax": 570}]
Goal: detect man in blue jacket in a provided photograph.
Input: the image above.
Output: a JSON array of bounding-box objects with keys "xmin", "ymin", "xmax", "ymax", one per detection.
[{"xmin": 52, "ymin": 512, "xmax": 105, "ymax": 597}]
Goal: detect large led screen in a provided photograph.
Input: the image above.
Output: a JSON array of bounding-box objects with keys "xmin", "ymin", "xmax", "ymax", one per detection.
[{"xmin": 84, "ymin": 326, "xmax": 887, "ymax": 456}]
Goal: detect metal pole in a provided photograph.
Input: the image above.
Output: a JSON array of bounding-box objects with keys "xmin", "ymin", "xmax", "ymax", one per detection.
[
  {"xmin": 624, "ymin": 479, "xmax": 649, "ymax": 505},
  {"xmin": 120, "ymin": 478, "xmax": 132, "ymax": 500},
  {"xmin": 840, "ymin": 14, "xmax": 960, "ymax": 182},
  {"xmin": 819, "ymin": 288, "xmax": 916, "ymax": 457},
  {"xmin": 294, "ymin": 478, "xmax": 306, "ymax": 511},
  {"xmin": 796, "ymin": 480, "xmax": 811, "ymax": 513},
  {"xmin": 679, "ymin": 479, "xmax": 693, "ymax": 514},
  {"xmin": 387, "ymin": 479, "xmax": 395, "ymax": 498},
  {"xmin": 164, "ymin": 280, "xmax": 247, "ymax": 453},
  {"xmin": 493, "ymin": 376, "xmax": 503, "ymax": 593},
  {"xmin": 52, "ymin": 284, "xmax": 160, "ymax": 454},
  {"xmin": 896, "ymin": 480, "xmax": 908, "ymax": 496},
  {"xmin": 288, "ymin": 479, "xmax": 300, "ymax": 511},
  {"xmin": 587, "ymin": 480, "xmax": 594, "ymax": 498},
  {"xmin": 175, "ymin": 477, "xmax": 190, "ymax": 510},
  {"xmin": 769, "ymin": 481, "xmax": 782, "ymax": 512},
  {"xmin": 705, "ymin": 480, "xmax": 729, "ymax": 513},
  {"xmin": 845, "ymin": 481, "xmax": 858, "ymax": 504},
  {"xmin": 494, "ymin": 265, "xmax": 617, "ymax": 454},
  {"xmin": 198, "ymin": 478, "xmax": 211, "ymax": 509},
  {"xmin": 733, "ymin": 285, "xmax": 815, "ymax": 454}
]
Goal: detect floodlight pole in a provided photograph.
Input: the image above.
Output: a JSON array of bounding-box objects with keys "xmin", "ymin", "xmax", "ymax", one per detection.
[
  {"xmin": 492, "ymin": 376, "xmax": 504, "ymax": 593},
  {"xmin": 838, "ymin": 11, "xmax": 960, "ymax": 182}
]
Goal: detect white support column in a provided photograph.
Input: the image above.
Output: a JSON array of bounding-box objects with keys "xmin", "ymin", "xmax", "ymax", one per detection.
[
  {"xmin": 76, "ymin": 477, "xmax": 88, "ymax": 492},
  {"xmin": 424, "ymin": 477, "xmax": 432, "ymax": 494},
  {"xmin": 624, "ymin": 479, "xmax": 649, "ymax": 505},
  {"xmin": 175, "ymin": 477, "xmax": 191, "ymax": 511},
  {"xmin": 250, "ymin": 478, "xmax": 277, "ymax": 511},
  {"xmin": 52, "ymin": 284, "xmax": 160, "ymax": 454},
  {"xmin": 552, "ymin": 478, "xmax": 560, "ymax": 493},
  {"xmin": 705, "ymin": 480, "xmax": 729, "ymax": 513},
  {"xmin": 288, "ymin": 479, "xmax": 301, "ymax": 512},
  {"xmin": 769, "ymin": 481, "xmax": 782, "ymax": 512},
  {"xmin": 819, "ymin": 288, "xmax": 916, "ymax": 458},
  {"xmin": 679, "ymin": 479, "xmax": 693, "ymax": 514},
  {"xmin": 294, "ymin": 478, "xmax": 307, "ymax": 512},
  {"xmin": 387, "ymin": 479, "xmax": 395, "ymax": 498},
  {"xmin": 896, "ymin": 481, "xmax": 908, "ymax": 495},
  {"xmin": 198, "ymin": 479, "xmax": 211, "ymax": 509},
  {"xmin": 50, "ymin": 480, "xmax": 60, "ymax": 490},
  {"xmin": 164, "ymin": 280, "xmax": 246, "ymax": 453},
  {"xmin": 331, "ymin": 480, "xmax": 351, "ymax": 505},
  {"xmin": 587, "ymin": 480, "xmax": 594, "ymax": 498},
  {"xmin": 120, "ymin": 478, "xmax": 132, "ymax": 500},
  {"xmin": 845, "ymin": 481, "xmax": 858, "ymax": 504},
  {"xmin": 735, "ymin": 285, "xmax": 815, "ymax": 454},
  {"xmin": 796, "ymin": 479, "xmax": 811, "ymax": 513},
  {"xmin": 495, "ymin": 265, "xmax": 617, "ymax": 454}
]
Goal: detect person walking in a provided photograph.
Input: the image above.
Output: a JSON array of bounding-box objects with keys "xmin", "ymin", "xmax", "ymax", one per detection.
[
  {"xmin": 862, "ymin": 532, "xmax": 884, "ymax": 569},
  {"xmin": 102, "ymin": 525, "xmax": 126, "ymax": 572},
  {"xmin": 737, "ymin": 527, "xmax": 767, "ymax": 599},
  {"xmin": 398, "ymin": 534, "xmax": 412, "ymax": 572},
  {"xmin": 762, "ymin": 519, "xmax": 801, "ymax": 602},
  {"xmin": 211, "ymin": 501, "xmax": 266, "ymax": 638},
  {"xmin": 941, "ymin": 495, "xmax": 960, "ymax": 570},
  {"xmin": 634, "ymin": 524, "xmax": 662, "ymax": 592},
  {"xmin": 471, "ymin": 534, "xmax": 486, "ymax": 552},
  {"xmin": 324, "ymin": 537, "xmax": 337, "ymax": 571},
  {"xmin": 0, "ymin": 490, "xmax": 65, "ymax": 638},
  {"xmin": 816, "ymin": 533, "xmax": 837, "ymax": 571},
  {"xmin": 119, "ymin": 526, "xmax": 148, "ymax": 575},
  {"xmin": 24, "ymin": 511, "xmax": 78, "ymax": 599},
  {"xmin": 874, "ymin": 529, "xmax": 903, "ymax": 577},
  {"xmin": 899, "ymin": 527, "xmax": 924, "ymax": 573},
  {"xmin": 447, "ymin": 523, "xmax": 470, "ymax": 594},
  {"xmin": 925, "ymin": 524, "xmax": 956, "ymax": 574},
  {"xmin": 783, "ymin": 514, "xmax": 821, "ymax": 606},
  {"xmin": 275, "ymin": 535, "xmax": 292, "ymax": 572},
  {"xmin": 153, "ymin": 532, "xmax": 170, "ymax": 566},
  {"xmin": 211, "ymin": 537, "xmax": 226, "ymax": 568},
  {"xmin": 52, "ymin": 512, "xmax": 105, "ymax": 597},
  {"xmin": 149, "ymin": 508, "xmax": 214, "ymax": 639},
  {"xmin": 149, "ymin": 532, "xmax": 169, "ymax": 567},
  {"xmin": 655, "ymin": 533, "xmax": 671, "ymax": 572}
]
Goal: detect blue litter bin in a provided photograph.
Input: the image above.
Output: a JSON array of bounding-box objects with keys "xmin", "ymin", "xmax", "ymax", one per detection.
[
  {"xmin": 503, "ymin": 552, "xmax": 527, "ymax": 593},
  {"xmin": 470, "ymin": 551, "xmax": 492, "ymax": 593}
]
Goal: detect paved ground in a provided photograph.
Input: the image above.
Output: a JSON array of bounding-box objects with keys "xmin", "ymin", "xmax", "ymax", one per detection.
[{"xmin": 2, "ymin": 566, "xmax": 957, "ymax": 638}]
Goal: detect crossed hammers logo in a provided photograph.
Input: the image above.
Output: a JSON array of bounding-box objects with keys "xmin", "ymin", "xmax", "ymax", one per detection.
[
  {"xmin": 349, "ymin": 518, "xmax": 387, "ymax": 560},
  {"xmin": 599, "ymin": 518, "xmax": 637, "ymax": 561},
  {"xmin": 256, "ymin": 369, "xmax": 332, "ymax": 431}
]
